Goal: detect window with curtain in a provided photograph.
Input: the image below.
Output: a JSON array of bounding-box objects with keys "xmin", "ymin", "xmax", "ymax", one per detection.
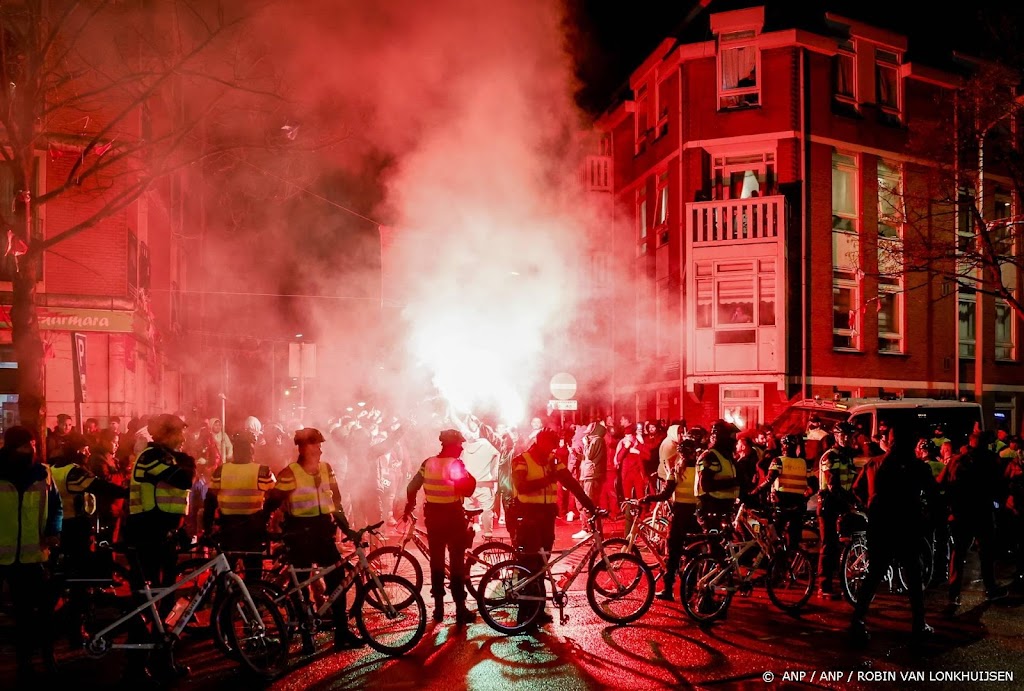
[
  {"xmin": 635, "ymin": 84, "xmax": 649, "ymax": 153},
  {"xmin": 719, "ymin": 33, "xmax": 759, "ymax": 109},
  {"xmin": 832, "ymin": 150, "xmax": 858, "ymax": 232},
  {"xmin": 878, "ymin": 286, "xmax": 903, "ymax": 353},
  {"xmin": 834, "ymin": 281, "xmax": 859, "ymax": 350},
  {"xmin": 637, "ymin": 189, "xmax": 648, "ymax": 256},
  {"xmin": 834, "ymin": 41, "xmax": 856, "ymax": 101},
  {"xmin": 877, "ymin": 160, "xmax": 903, "ymax": 239},
  {"xmin": 996, "ymin": 300, "xmax": 1016, "ymax": 361},
  {"xmin": 875, "ymin": 50, "xmax": 900, "ymax": 112},
  {"xmin": 959, "ymin": 296, "xmax": 976, "ymax": 358}
]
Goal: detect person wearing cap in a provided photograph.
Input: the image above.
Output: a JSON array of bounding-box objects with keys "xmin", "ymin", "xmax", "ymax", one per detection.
[
  {"xmin": 816, "ymin": 421, "xmax": 860, "ymax": 598},
  {"xmin": 204, "ymin": 429, "xmax": 276, "ymax": 581},
  {"xmin": 266, "ymin": 427, "xmax": 362, "ymax": 651},
  {"xmin": 404, "ymin": 429, "xmax": 478, "ymax": 624},
  {"xmin": 642, "ymin": 437, "xmax": 699, "ymax": 601},
  {"xmin": 0, "ymin": 426, "xmax": 62, "ymax": 680},
  {"xmin": 511, "ymin": 428, "xmax": 597, "ymax": 627}
]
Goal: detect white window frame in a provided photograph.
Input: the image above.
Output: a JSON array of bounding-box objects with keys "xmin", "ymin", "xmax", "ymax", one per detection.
[
  {"xmin": 834, "ymin": 40, "xmax": 857, "ymax": 104},
  {"xmin": 995, "ymin": 298, "xmax": 1017, "ymax": 362},
  {"xmin": 717, "ymin": 31, "xmax": 760, "ymax": 110},
  {"xmin": 693, "ymin": 259, "xmax": 775, "ymax": 347},
  {"xmin": 833, "ymin": 279, "xmax": 861, "ymax": 351},
  {"xmin": 655, "ymin": 170, "xmax": 669, "ymax": 246},
  {"xmin": 720, "ymin": 384, "xmax": 764, "ymax": 432},
  {"xmin": 875, "ymin": 48, "xmax": 902, "ymax": 118},
  {"xmin": 655, "ymin": 277, "xmax": 674, "ymax": 358},
  {"xmin": 832, "ymin": 150, "xmax": 859, "ymax": 233},
  {"xmin": 959, "ymin": 294, "xmax": 976, "ymax": 359},
  {"xmin": 994, "ymin": 188, "xmax": 1017, "ymax": 361},
  {"xmin": 656, "ymin": 76, "xmax": 671, "ymax": 138},
  {"xmin": 635, "ymin": 84, "xmax": 650, "ymax": 155},
  {"xmin": 877, "ymin": 284, "xmax": 904, "ymax": 354}
]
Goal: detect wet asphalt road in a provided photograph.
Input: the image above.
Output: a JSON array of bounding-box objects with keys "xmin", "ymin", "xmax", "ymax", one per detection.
[{"xmin": 5, "ymin": 517, "xmax": 1024, "ymax": 690}]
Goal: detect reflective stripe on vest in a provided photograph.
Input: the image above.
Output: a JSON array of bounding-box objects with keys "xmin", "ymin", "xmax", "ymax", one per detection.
[
  {"xmin": 422, "ymin": 456, "xmax": 460, "ymax": 504},
  {"xmin": 155, "ymin": 483, "xmax": 190, "ymax": 515},
  {"xmin": 51, "ymin": 464, "xmax": 96, "ymax": 519},
  {"xmin": 515, "ymin": 452, "xmax": 564, "ymax": 504},
  {"xmin": 672, "ymin": 467, "xmax": 697, "ymax": 504},
  {"xmin": 697, "ymin": 448, "xmax": 739, "ymax": 500},
  {"xmin": 285, "ymin": 463, "xmax": 336, "ymax": 517},
  {"xmin": 218, "ymin": 464, "xmax": 265, "ymax": 515},
  {"xmin": 819, "ymin": 454, "xmax": 860, "ymax": 491},
  {"xmin": 775, "ymin": 456, "xmax": 809, "ymax": 495},
  {"xmin": 130, "ymin": 447, "xmax": 175, "ymax": 515},
  {"xmin": 0, "ymin": 472, "xmax": 51, "ymax": 565}
]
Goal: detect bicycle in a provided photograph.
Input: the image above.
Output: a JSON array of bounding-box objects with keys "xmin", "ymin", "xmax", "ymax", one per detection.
[
  {"xmin": 678, "ymin": 503, "xmax": 816, "ymax": 623},
  {"xmin": 369, "ymin": 507, "xmax": 515, "ymax": 598},
  {"xmin": 475, "ymin": 510, "xmax": 655, "ymax": 634},
  {"xmin": 271, "ymin": 521, "xmax": 427, "ymax": 657},
  {"xmin": 80, "ymin": 543, "xmax": 288, "ymax": 677},
  {"xmin": 838, "ymin": 509, "xmax": 936, "ymax": 606},
  {"xmin": 598, "ymin": 500, "xmax": 715, "ymax": 585}
]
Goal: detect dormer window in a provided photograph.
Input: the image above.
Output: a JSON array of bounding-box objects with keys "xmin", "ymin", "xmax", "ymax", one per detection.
[
  {"xmin": 834, "ymin": 40, "xmax": 856, "ymax": 104},
  {"xmin": 875, "ymin": 49, "xmax": 901, "ymax": 115},
  {"xmin": 718, "ymin": 30, "xmax": 759, "ymax": 109}
]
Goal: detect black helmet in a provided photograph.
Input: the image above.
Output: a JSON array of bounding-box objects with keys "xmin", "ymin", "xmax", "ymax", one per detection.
[
  {"xmin": 293, "ymin": 428, "xmax": 326, "ymax": 446},
  {"xmin": 835, "ymin": 421, "xmax": 857, "ymax": 436},
  {"xmin": 62, "ymin": 432, "xmax": 90, "ymax": 454},
  {"xmin": 709, "ymin": 419, "xmax": 738, "ymax": 439},
  {"xmin": 685, "ymin": 425, "xmax": 708, "ymax": 442},
  {"xmin": 782, "ymin": 433, "xmax": 802, "ymax": 448},
  {"xmin": 438, "ymin": 429, "xmax": 466, "ymax": 446},
  {"xmin": 677, "ymin": 438, "xmax": 696, "ymax": 453},
  {"xmin": 148, "ymin": 414, "xmax": 187, "ymax": 441}
]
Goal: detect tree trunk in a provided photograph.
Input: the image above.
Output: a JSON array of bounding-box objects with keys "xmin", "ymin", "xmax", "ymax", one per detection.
[{"xmin": 11, "ymin": 192, "xmax": 45, "ymax": 459}]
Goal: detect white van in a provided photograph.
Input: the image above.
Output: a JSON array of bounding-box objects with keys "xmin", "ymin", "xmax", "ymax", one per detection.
[{"xmin": 770, "ymin": 397, "xmax": 983, "ymax": 464}]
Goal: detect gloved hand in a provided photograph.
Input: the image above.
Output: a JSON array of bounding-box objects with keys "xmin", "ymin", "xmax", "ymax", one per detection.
[
  {"xmin": 343, "ymin": 527, "xmax": 360, "ymax": 543},
  {"xmin": 639, "ymin": 495, "xmax": 654, "ymax": 506},
  {"xmin": 402, "ymin": 503, "xmax": 414, "ymax": 520}
]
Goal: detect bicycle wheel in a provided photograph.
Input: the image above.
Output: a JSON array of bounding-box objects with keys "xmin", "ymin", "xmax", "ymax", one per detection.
[
  {"xmin": 476, "ymin": 559, "xmax": 543, "ymax": 635},
  {"xmin": 639, "ymin": 516, "xmax": 670, "ymax": 556},
  {"xmin": 766, "ymin": 547, "xmax": 815, "ymax": 612},
  {"xmin": 465, "ymin": 541, "xmax": 515, "ymax": 598},
  {"xmin": 173, "ymin": 557, "xmax": 223, "ymax": 637},
  {"xmin": 840, "ymin": 537, "xmax": 869, "ymax": 606},
  {"xmin": 223, "ymin": 587, "xmax": 289, "ymax": 678},
  {"xmin": 214, "ymin": 579, "xmax": 288, "ymax": 657},
  {"xmin": 356, "ymin": 574, "xmax": 426, "ymax": 656},
  {"xmin": 586, "ymin": 537, "xmax": 642, "ymax": 571},
  {"xmin": 897, "ymin": 536, "xmax": 934, "ymax": 592},
  {"xmin": 586, "ymin": 553, "xmax": 654, "ymax": 624},
  {"xmin": 680, "ymin": 555, "xmax": 732, "ymax": 623},
  {"xmin": 589, "ymin": 542, "xmax": 645, "ymax": 593},
  {"xmin": 366, "ymin": 546, "xmax": 424, "ymax": 593}
]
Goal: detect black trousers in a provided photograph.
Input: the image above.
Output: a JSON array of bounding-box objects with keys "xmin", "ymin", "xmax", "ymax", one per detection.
[
  {"xmin": 283, "ymin": 516, "xmax": 349, "ymax": 631},
  {"xmin": 774, "ymin": 493, "xmax": 806, "ymax": 551},
  {"xmin": 948, "ymin": 510, "xmax": 998, "ymax": 599},
  {"xmin": 817, "ymin": 496, "xmax": 848, "ymax": 589},
  {"xmin": 424, "ymin": 503, "xmax": 469, "ymax": 603},
  {"xmin": 514, "ymin": 503, "xmax": 557, "ymax": 614},
  {"xmin": 0, "ymin": 562, "xmax": 53, "ymax": 668},
  {"xmin": 663, "ymin": 503, "xmax": 700, "ymax": 589},
  {"xmin": 217, "ymin": 513, "xmax": 268, "ymax": 582},
  {"xmin": 851, "ymin": 517, "xmax": 925, "ymax": 629}
]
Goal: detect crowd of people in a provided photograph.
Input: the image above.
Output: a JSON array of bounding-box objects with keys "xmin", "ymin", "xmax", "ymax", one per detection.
[{"xmin": 2, "ymin": 403, "xmax": 1022, "ymax": 684}]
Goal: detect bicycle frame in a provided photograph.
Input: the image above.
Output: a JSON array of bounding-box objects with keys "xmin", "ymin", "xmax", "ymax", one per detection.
[{"xmin": 87, "ymin": 552, "xmax": 256, "ymax": 652}]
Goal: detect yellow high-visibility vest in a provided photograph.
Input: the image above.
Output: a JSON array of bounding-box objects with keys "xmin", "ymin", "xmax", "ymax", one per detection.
[
  {"xmin": 422, "ymin": 456, "xmax": 461, "ymax": 504},
  {"xmin": 0, "ymin": 468, "xmax": 52, "ymax": 565},
  {"xmin": 696, "ymin": 449, "xmax": 739, "ymax": 500},
  {"xmin": 215, "ymin": 463, "xmax": 275, "ymax": 515},
  {"xmin": 514, "ymin": 452, "xmax": 565, "ymax": 504},
  {"xmin": 130, "ymin": 447, "xmax": 190, "ymax": 516},
  {"xmin": 282, "ymin": 462, "xmax": 336, "ymax": 517},
  {"xmin": 773, "ymin": 456, "xmax": 810, "ymax": 495}
]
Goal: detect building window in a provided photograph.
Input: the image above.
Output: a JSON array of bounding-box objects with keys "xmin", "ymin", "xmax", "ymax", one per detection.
[
  {"xmin": 875, "ymin": 49, "xmax": 901, "ymax": 115},
  {"xmin": 694, "ymin": 259, "xmax": 774, "ymax": 346},
  {"xmin": 959, "ymin": 295, "xmax": 976, "ymax": 359},
  {"xmin": 635, "ymin": 84, "xmax": 650, "ymax": 154},
  {"xmin": 834, "ymin": 40, "xmax": 856, "ymax": 103},
  {"xmin": 877, "ymin": 285, "xmax": 903, "ymax": 353},
  {"xmin": 655, "ymin": 171, "xmax": 669, "ymax": 247},
  {"xmin": 877, "ymin": 160, "xmax": 903, "ymax": 239},
  {"xmin": 0, "ymin": 160, "xmax": 43, "ymax": 282},
  {"xmin": 637, "ymin": 188, "xmax": 648, "ymax": 256},
  {"xmin": 832, "ymin": 149, "xmax": 860, "ymax": 350},
  {"xmin": 713, "ymin": 152, "xmax": 774, "ymax": 200},
  {"xmin": 996, "ymin": 299, "xmax": 1016, "ymax": 361},
  {"xmin": 656, "ymin": 278, "xmax": 676, "ymax": 358},
  {"xmin": 718, "ymin": 31, "xmax": 759, "ymax": 109},
  {"xmin": 657, "ymin": 77, "xmax": 671, "ymax": 138},
  {"xmin": 721, "ymin": 385, "xmax": 763, "ymax": 431}
]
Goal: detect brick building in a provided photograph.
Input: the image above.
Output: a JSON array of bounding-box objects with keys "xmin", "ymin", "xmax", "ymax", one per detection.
[{"xmin": 582, "ymin": 4, "xmax": 1024, "ymax": 432}]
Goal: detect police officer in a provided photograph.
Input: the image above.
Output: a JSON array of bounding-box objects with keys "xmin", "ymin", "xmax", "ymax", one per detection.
[
  {"xmin": 695, "ymin": 420, "xmax": 740, "ymax": 534},
  {"xmin": 204, "ymin": 430, "xmax": 276, "ymax": 581},
  {"xmin": 0, "ymin": 426, "xmax": 62, "ymax": 681},
  {"xmin": 642, "ymin": 437, "xmax": 698, "ymax": 600},
  {"xmin": 265, "ymin": 428, "xmax": 361, "ymax": 651},
  {"xmin": 816, "ymin": 421, "xmax": 859, "ymax": 599},
  {"xmin": 755, "ymin": 434, "xmax": 817, "ymax": 551},
  {"xmin": 126, "ymin": 415, "xmax": 195, "ymax": 586},
  {"xmin": 124, "ymin": 413, "xmax": 196, "ymax": 679},
  {"xmin": 511, "ymin": 428, "xmax": 596, "ymax": 626},
  {"xmin": 405, "ymin": 429, "xmax": 478, "ymax": 624}
]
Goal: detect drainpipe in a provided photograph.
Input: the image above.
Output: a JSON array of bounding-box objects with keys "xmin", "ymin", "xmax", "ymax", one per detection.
[
  {"xmin": 800, "ymin": 48, "xmax": 809, "ymax": 401},
  {"xmin": 953, "ymin": 91, "xmax": 960, "ymax": 399}
]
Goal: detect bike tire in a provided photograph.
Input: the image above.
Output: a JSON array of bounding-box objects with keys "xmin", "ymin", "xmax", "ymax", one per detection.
[
  {"xmin": 639, "ymin": 516, "xmax": 670, "ymax": 557},
  {"xmin": 356, "ymin": 574, "xmax": 426, "ymax": 656},
  {"xmin": 679, "ymin": 555, "xmax": 732, "ymax": 624},
  {"xmin": 897, "ymin": 536, "xmax": 934, "ymax": 592},
  {"xmin": 465, "ymin": 541, "xmax": 516, "ymax": 598},
  {"xmin": 587, "ymin": 537, "xmax": 644, "ymax": 572},
  {"xmin": 586, "ymin": 553, "xmax": 654, "ymax": 624},
  {"xmin": 214, "ymin": 579, "xmax": 287, "ymax": 657},
  {"xmin": 223, "ymin": 587, "xmax": 289, "ymax": 678},
  {"xmin": 766, "ymin": 547, "xmax": 815, "ymax": 612},
  {"xmin": 476, "ymin": 559, "xmax": 543, "ymax": 635},
  {"xmin": 840, "ymin": 537, "xmax": 869, "ymax": 606},
  {"xmin": 366, "ymin": 545, "xmax": 424, "ymax": 593}
]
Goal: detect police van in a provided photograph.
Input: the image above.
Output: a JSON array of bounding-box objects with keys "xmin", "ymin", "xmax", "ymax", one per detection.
[{"xmin": 770, "ymin": 397, "xmax": 983, "ymax": 464}]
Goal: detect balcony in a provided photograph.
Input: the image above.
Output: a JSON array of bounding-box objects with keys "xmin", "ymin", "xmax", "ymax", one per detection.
[
  {"xmin": 687, "ymin": 195, "xmax": 786, "ymax": 247},
  {"xmin": 578, "ymin": 155, "xmax": 611, "ymax": 192}
]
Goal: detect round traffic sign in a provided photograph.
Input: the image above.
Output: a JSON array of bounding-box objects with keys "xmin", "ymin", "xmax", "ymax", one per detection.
[{"xmin": 549, "ymin": 372, "xmax": 577, "ymax": 400}]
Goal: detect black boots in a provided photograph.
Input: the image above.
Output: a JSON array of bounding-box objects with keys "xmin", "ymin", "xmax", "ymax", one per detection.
[
  {"xmin": 432, "ymin": 599, "xmax": 445, "ymax": 622},
  {"xmin": 455, "ymin": 602, "xmax": 477, "ymax": 625}
]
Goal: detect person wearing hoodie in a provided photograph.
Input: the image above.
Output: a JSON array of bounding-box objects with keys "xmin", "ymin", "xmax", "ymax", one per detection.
[
  {"xmin": 576, "ymin": 421, "xmax": 607, "ymax": 539},
  {"xmin": 461, "ymin": 430, "xmax": 500, "ymax": 540},
  {"xmin": 210, "ymin": 418, "xmax": 233, "ymax": 465},
  {"xmin": 0, "ymin": 426, "xmax": 62, "ymax": 681},
  {"xmin": 658, "ymin": 424, "xmax": 683, "ymax": 489}
]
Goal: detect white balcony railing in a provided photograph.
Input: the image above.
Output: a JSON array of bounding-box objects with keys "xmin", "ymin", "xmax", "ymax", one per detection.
[
  {"xmin": 578, "ymin": 155, "xmax": 611, "ymax": 192},
  {"xmin": 687, "ymin": 195, "xmax": 785, "ymax": 246}
]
